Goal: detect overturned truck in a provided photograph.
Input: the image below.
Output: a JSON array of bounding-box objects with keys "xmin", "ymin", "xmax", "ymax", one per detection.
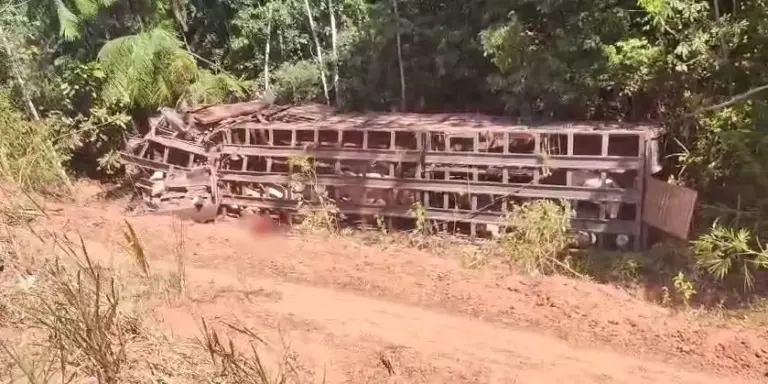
[{"xmin": 120, "ymin": 97, "xmax": 669, "ymax": 251}]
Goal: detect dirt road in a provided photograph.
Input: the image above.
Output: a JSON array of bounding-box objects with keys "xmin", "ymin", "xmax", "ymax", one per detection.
[
  {"xmin": 38, "ymin": 185, "xmax": 767, "ymax": 383},
  {"xmin": 152, "ymin": 267, "xmax": 750, "ymax": 384}
]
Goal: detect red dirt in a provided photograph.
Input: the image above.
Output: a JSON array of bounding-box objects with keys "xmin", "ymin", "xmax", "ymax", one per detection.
[{"xmin": 35, "ymin": 183, "xmax": 768, "ymax": 383}]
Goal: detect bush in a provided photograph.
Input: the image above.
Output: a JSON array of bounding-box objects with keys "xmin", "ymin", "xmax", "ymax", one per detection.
[
  {"xmin": 0, "ymin": 91, "xmax": 71, "ymax": 192},
  {"xmin": 497, "ymin": 199, "xmax": 575, "ymax": 275},
  {"xmin": 272, "ymin": 60, "xmax": 322, "ymax": 104},
  {"xmin": 692, "ymin": 220, "xmax": 768, "ymax": 292}
]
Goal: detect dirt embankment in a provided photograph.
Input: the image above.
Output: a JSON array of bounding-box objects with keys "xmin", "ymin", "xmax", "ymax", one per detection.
[{"xmin": 25, "ymin": 184, "xmax": 768, "ymax": 383}]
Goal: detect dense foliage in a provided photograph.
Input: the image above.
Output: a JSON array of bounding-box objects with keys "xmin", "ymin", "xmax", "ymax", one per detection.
[{"xmin": 3, "ymin": 0, "xmax": 768, "ymax": 293}]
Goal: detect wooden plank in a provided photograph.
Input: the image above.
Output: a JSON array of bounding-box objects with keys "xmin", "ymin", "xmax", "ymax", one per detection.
[
  {"xmin": 146, "ymin": 135, "xmax": 208, "ymax": 156},
  {"xmin": 118, "ymin": 152, "xmax": 190, "ymax": 172},
  {"xmin": 220, "ymin": 194, "xmax": 638, "ymax": 234},
  {"xmin": 642, "ymin": 177, "xmax": 698, "ymax": 239},
  {"xmin": 220, "ymin": 145, "xmax": 642, "ymax": 170},
  {"xmin": 218, "ymin": 171, "xmax": 641, "ymax": 203},
  {"xmin": 226, "ymin": 116, "xmax": 660, "ymax": 135}
]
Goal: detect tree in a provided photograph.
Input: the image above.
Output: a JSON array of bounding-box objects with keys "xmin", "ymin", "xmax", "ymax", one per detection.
[
  {"xmin": 4, "ymin": 0, "xmax": 768, "ymax": 250},
  {"xmin": 97, "ymin": 26, "xmax": 249, "ymax": 110},
  {"xmin": 30, "ymin": 0, "xmax": 116, "ymax": 40},
  {"xmin": 98, "ymin": 27, "xmax": 198, "ymax": 109}
]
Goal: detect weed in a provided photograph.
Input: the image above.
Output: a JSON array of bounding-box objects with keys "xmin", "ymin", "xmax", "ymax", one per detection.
[
  {"xmin": 122, "ymin": 219, "xmax": 150, "ymax": 278},
  {"xmin": 661, "ymin": 286, "xmax": 672, "ymax": 307},
  {"xmin": 583, "ymin": 251, "xmax": 644, "ymax": 284},
  {"xmin": 461, "ymin": 248, "xmax": 486, "ymax": 269},
  {"xmin": 339, "ymin": 227, "xmax": 355, "ymax": 237},
  {"xmin": 409, "ymin": 202, "xmax": 430, "ymax": 236},
  {"xmin": 672, "ymin": 271, "xmax": 697, "ymax": 308},
  {"xmin": 610, "ymin": 253, "xmax": 644, "ymax": 282},
  {"xmin": 0, "ymin": 187, "xmax": 50, "ymax": 227},
  {"xmin": 170, "ymin": 218, "xmax": 188, "ymax": 297},
  {"xmin": 0, "ymin": 342, "xmax": 60, "ymax": 384},
  {"xmin": 6, "ymin": 235, "xmax": 135, "ymax": 383},
  {"xmin": 0, "ymin": 91, "xmax": 72, "ymax": 194},
  {"xmin": 374, "ymin": 215, "xmax": 388, "ymax": 235},
  {"xmin": 288, "ymin": 154, "xmax": 339, "ymax": 233},
  {"xmin": 496, "ymin": 199, "xmax": 576, "ymax": 275},
  {"xmin": 199, "ymin": 318, "xmax": 304, "ymax": 384},
  {"xmin": 378, "ymin": 351, "xmax": 396, "ymax": 376},
  {"xmin": 461, "ymin": 242, "xmax": 494, "ymax": 269},
  {"xmin": 298, "ymin": 206, "xmax": 339, "ymax": 233},
  {"xmin": 692, "ymin": 220, "xmax": 768, "ymax": 292}
]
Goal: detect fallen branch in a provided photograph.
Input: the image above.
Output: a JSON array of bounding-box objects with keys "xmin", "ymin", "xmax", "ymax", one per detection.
[{"xmin": 693, "ymin": 83, "xmax": 768, "ymax": 115}]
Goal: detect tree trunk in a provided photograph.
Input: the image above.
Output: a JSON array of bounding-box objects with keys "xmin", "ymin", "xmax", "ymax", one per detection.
[
  {"xmin": 392, "ymin": 0, "xmax": 406, "ymax": 112},
  {"xmin": 264, "ymin": 5, "xmax": 273, "ymax": 90},
  {"xmin": 303, "ymin": 0, "xmax": 330, "ymax": 105},
  {"xmin": 0, "ymin": 25, "xmax": 40, "ymax": 121},
  {"xmin": 328, "ymin": 0, "xmax": 340, "ymax": 106}
]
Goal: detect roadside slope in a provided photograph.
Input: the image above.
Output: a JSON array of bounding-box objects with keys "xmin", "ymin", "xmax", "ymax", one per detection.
[{"xmin": 36, "ymin": 188, "xmax": 767, "ymax": 382}]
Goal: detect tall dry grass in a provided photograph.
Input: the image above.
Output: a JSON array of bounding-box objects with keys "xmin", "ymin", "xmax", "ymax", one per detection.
[
  {"xmin": 0, "ymin": 194, "xmax": 311, "ymax": 384},
  {"xmin": 0, "ymin": 231, "xmax": 133, "ymax": 383},
  {"xmin": 200, "ymin": 319, "xmax": 309, "ymax": 384},
  {"xmin": 171, "ymin": 218, "xmax": 188, "ymax": 296}
]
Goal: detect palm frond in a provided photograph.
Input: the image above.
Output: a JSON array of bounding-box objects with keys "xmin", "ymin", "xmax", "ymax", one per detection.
[
  {"xmin": 692, "ymin": 220, "xmax": 768, "ymax": 291},
  {"xmin": 72, "ymin": 0, "xmax": 99, "ymax": 18},
  {"xmin": 166, "ymin": 48, "xmax": 197, "ymax": 91},
  {"xmin": 54, "ymin": 0, "xmax": 81, "ymax": 40},
  {"xmin": 98, "ymin": 27, "xmax": 201, "ymax": 109},
  {"xmin": 185, "ymin": 70, "xmax": 251, "ymax": 105}
]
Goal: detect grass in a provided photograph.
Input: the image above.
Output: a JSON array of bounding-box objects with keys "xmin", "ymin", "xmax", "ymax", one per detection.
[
  {"xmin": 0, "ymin": 232, "xmax": 131, "ymax": 383},
  {"xmin": 0, "ymin": 191, "xmax": 314, "ymax": 384},
  {"xmin": 0, "ymin": 108, "xmax": 321, "ymax": 383},
  {"xmin": 123, "ymin": 218, "xmax": 150, "ymax": 278},
  {"xmin": 171, "ymin": 218, "xmax": 188, "ymax": 297},
  {"xmin": 200, "ymin": 319, "xmax": 307, "ymax": 384}
]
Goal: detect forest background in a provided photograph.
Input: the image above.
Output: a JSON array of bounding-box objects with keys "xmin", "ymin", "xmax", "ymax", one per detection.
[{"xmin": 2, "ymin": 0, "xmax": 768, "ymax": 296}]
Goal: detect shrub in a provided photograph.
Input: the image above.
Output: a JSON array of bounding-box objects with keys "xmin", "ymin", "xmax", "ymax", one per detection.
[
  {"xmin": 692, "ymin": 220, "xmax": 768, "ymax": 292},
  {"xmin": 288, "ymin": 155, "xmax": 338, "ymax": 233},
  {"xmin": 498, "ymin": 199, "xmax": 574, "ymax": 275},
  {"xmin": 0, "ymin": 90, "xmax": 71, "ymax": 192},
  {"xmin": 273, "ymin": 60, "xmax": 322, "ymax": 104}
]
